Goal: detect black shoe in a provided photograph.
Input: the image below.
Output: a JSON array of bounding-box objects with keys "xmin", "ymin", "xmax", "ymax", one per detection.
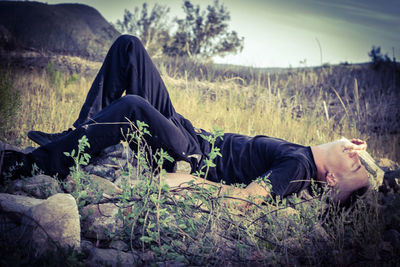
[
  {"xmin": 28, "ymin": 128, "xmax": 72, "ymax": 146},
  {"xmin": 0, "ymin": 150, "xmax": 35, "ymax": 182}
]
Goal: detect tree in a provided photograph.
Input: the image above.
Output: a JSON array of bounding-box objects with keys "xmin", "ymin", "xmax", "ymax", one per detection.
[
  {"xmin": 163, "ymin": 0, "xmax": 244, "ymax": 59},
  {"xmin": 368, "ymin": 46, "xmax": 391, "ymax": 69},
  {"xmin": 115, "ymin": 3, "xmax": 171, "ymax": 58}
]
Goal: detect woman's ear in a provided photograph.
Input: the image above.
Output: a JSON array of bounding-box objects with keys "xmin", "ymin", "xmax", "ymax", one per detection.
[{"xmin": 326, "ymin": 172, "xmax": 337, "ymax": 187}]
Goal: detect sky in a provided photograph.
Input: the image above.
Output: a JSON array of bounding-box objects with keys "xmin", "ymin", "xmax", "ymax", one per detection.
[{"xmin": 36, "ymin": 0, "xmax": 400, "ymax": 68}]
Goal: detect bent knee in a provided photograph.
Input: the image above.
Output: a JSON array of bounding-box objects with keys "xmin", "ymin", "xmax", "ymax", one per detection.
[{"xmin": 119, "ymin": 95, "xmax": 150, "ymax": 110}]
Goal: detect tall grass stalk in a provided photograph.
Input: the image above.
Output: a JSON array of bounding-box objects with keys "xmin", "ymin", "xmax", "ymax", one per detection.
[{"xmin": 353, "ymin": 78, "xmax": 360, "ymax": 120}]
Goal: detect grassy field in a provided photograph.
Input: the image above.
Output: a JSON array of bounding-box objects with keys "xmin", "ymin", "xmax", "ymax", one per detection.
[
  {"xmin": 1, "ymin": 58, "xmax": 400, "ymax": 265},
  {"xmin": 2, "ymin": 59, "xmax": 399, "ymax": 162}
]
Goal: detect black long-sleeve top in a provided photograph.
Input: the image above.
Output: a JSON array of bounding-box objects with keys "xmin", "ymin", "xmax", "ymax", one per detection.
[{"xmin": 199, "ymin": 133, "xmax": 318, "ymax": 198}]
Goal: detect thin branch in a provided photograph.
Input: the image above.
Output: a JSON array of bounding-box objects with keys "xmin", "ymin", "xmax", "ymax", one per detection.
[{"xmin": 249, "ymin": 195, "xmax": 322, "ymax": 226}]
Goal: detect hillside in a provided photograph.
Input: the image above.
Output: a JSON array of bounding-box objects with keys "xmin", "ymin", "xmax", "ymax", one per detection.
[{"xmin": 0, "ymin": 1, "xmax": 120, "ymax": 62}]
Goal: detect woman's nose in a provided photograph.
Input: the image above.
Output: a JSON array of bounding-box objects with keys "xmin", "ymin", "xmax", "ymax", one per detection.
[{"xmin": 348, "ymin": 152, "xmax": 360, "ymax": 162}]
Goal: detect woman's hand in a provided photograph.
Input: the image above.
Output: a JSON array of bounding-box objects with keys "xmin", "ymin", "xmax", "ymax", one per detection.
[{"xmin": 343, "ymin": 138, "xmax": 367, "ymax": 152}]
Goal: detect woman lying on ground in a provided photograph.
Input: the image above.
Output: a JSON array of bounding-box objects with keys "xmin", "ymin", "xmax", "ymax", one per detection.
[{"xmin": 0, "ymin": 35, "xmax": 370, "ymax": 208}]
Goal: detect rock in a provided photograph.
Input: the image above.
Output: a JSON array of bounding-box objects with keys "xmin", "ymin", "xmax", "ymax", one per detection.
[
  {"xmin": 88, "ymin": 174, "xmax": 122, "ymax": 198},
  {"xmin": 11, "ymin": 175, "xmax": 62, "ymax": 199},
  {"xmin": 27, "ymin": 193, "xmax": 80, "ymax": 255},
  {"xmin": 94, "ymin": 142, "xmax": 135, "ymax": 169},
  {"xmin": 84, "ymin": 247, "xmax": 139, "ymax": 267},
  {"xmin": 358, "ymin": 150, "xmax": 385, "ymax": 189},
  {"xmin": 176, "ymin": 160, "xmax": 191, "ymax": 174},
  {"xmin": 83, "ymin": 143, "xmax": 136, "ymax": 182},
  {"xmin": 84, "ymin": 164, "xmax": 118, "ymax": 182},
  {"xmin": 0, "ymin": 193, "xmax": 80, "ymax": 256},
  {"xmin": 114, "ymin": 173, "xmax": 140, "ymax": 190},
  {"xmin": 110, "ymin": 240, "xmax": 129, "ymax": 252},
  {"xmin": 0, "ymin": 193, "xmax": 44, "ymax": 214},
  {"xmin": 113, "ymin": 173, "xmax": 128, "ymax": 189},
  {"xmin": 62, "ymin": 174, "xmax": 122, "ymax": 201},
  {"xmin": 140, "ymin": 250, "xmax": 155, "ymax": 262},
  {"xmin": 0, "ymin": 193, "xmax": 45, "ymax": 243},
  {"xmin": 81, "ymin": 203, "xmax": 124, "ymax": 240},
  {"xmin": 102, "ymin": 143, "xmax": 134, "ymax": 161},
  {"xmin": 80, "ymin": 238, "xmax": 95, "ymax": 257}
]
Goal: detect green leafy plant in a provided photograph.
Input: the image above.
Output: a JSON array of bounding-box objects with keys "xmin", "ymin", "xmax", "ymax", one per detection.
[
  {"xmin": 63, "ymin": 135, "xmax": 91, "ymax": 185},
  {"xmin": 63, "ymin": 135, "xmax": 97, "ymax": 208},
  {"xmin": 193, "ymin": 126, "xmax": 224, "ymax": 179}
]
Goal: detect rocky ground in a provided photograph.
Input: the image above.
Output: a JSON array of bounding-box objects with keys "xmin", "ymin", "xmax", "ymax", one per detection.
[
  {"xmin": 0, "ymin": 141, "xmax": 193, "ymax": 266},
  {"xmin": 1, "ymin": 140, "xmax": 400, "ymax": 266}
]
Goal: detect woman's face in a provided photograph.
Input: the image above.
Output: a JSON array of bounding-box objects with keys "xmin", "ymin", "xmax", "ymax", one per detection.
[{"xmin": 326, "ymin": 139, "xmax": 369, "ymax": 202}]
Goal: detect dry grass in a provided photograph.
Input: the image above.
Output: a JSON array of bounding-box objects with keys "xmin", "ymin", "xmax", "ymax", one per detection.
[
  {"xmin": 163, "ymin": 69, "xmax": 399, "ymax": 162},
  {"xmin": 2, "ymin": 68, "xmax": 91, "ymax": 146},
  {"xmin": 2, "ymin": 61, "xmax": 399, "ymax": 163}
]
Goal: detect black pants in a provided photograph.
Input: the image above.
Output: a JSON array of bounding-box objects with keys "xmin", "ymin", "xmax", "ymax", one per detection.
[{"xmin": 31, "ymin": 35, "xmax": 202, "ymax": 178}]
